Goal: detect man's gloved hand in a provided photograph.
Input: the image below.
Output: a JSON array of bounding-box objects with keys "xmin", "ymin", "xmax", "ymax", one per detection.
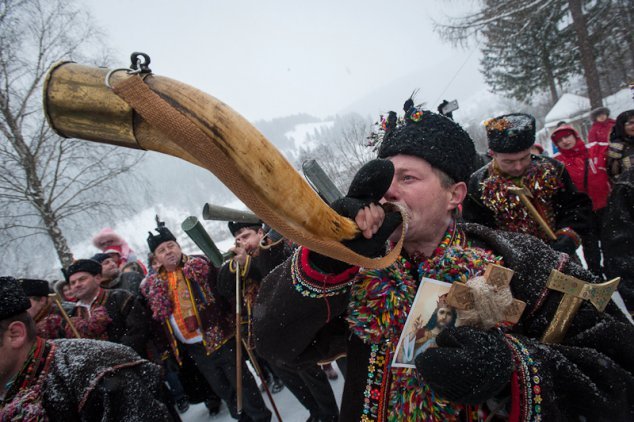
[
  {"xmin": 415, "ymin": 326, "xmax": 513, "ymax": 404},
  {"xmin": 551, "ymin": 234, "xmax": 577, "ymax": 256},
  {"xmin": 310, "ymin": 159, "xmax": 403, "ymax": 273}
]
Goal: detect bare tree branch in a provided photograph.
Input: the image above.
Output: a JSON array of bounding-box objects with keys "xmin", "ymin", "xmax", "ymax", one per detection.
[{"xmin": 0, "ymin": 0, "xmax": 145, "ymax": 269}]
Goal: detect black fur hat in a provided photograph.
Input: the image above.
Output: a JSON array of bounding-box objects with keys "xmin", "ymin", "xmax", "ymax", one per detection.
[
  {"xmin": 18, "ymin": 278, "xmax": 51, "ymax": 297},
  {"xmin": 0, "ymin": 277, "xmax": 32, "ymax": 320},
  {"xmin": 228, "ymin": 221, "xmax": 262, "ymax": 237},
  {"xmin": 377, "ymin": 105, "xmax": 476, "ymax": 183},
  {"xmin": 0, "ymin": 276, "xmax": 32, "ymax": 320},
  {"xmin": 91, "ymin": 253, "xmax": 111, "ymax": 264},
  {"xmin": 485, "ymin": 113, "xmax": 536, "ymax": 153},
  {"xmin": 62, "ymin": 259, "xmax": 102, "ymax": 281},
  {"xmin": 147, "ymin": 215, "xmax": 177, "ymax": 253}
]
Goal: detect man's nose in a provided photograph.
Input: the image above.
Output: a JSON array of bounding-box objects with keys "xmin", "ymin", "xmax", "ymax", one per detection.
[{"xmin": 383, "ymin": 178, "xmax": 399, "ymax": 202}]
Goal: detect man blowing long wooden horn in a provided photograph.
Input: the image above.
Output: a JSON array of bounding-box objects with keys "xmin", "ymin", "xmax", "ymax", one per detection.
[{"xmin": 253, "ymin": 103, "xmax": 634, "ymax": 421}]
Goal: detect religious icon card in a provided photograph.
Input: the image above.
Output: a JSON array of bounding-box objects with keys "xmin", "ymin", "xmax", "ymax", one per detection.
[{"xmin": 392, "ymin": 277, "xmax": 456, "ymax": 368}]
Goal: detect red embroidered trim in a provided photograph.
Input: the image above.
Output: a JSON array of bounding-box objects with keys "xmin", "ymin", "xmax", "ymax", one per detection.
[
  {"xmin": 509, "ymin": 371, "xmax": 521, "ymax": 422},
  {"xmin": 299, "ymin": 247, "xmax": 359, "ymax": 285},
  {"xmin": 323, "ymin": 297, "xmax": 331, "ymax": 323}
]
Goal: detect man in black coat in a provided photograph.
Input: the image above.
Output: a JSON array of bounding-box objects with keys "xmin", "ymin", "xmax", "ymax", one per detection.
[
  {"xmin": 463, "ymin": 113, "xmax": 594, "ymax": 258},
  {"xmin": 62, "ymin": 259, "xmax": 148, "ymax": 356},
  {"xmin": 0, "ymin": 276, "xmax": 173, "ymax": 421},
  {"xmin": 218, "ymin": 222, "xmax": 340, "ymax": 422},
  {"xmin": 253, "ymin": 106, "xmax": 634, "ymax": 420},
  {"xmin": 18, "ymin": 278, "xmax": 66, "ymax": 339},
  {"xmin": 92, "ymin": 252, "xmax": 143, "ymax": 296},
  {"xmin": 603, "ymin": 167, "xmax": 634, "ymax": 312}
]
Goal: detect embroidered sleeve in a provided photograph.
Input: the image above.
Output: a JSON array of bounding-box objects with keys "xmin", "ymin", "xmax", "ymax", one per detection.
[
  {"xmin": 503, "ymin": 334, "xmax": 543, "ymax": 422},
  {"xmin": 68, "ymin": 306, "xmax": 113, "ymax": 338},
  {"xmin": 36, "ymin": 314, "xmax": 64, "ymax": 339},
  {"xmin": 290, "ymin": 247, "xmax": 359, "ymax": 298},
  {"xmin": 607, "ymin": 141, "xmax": 624, "ymax": 159}
]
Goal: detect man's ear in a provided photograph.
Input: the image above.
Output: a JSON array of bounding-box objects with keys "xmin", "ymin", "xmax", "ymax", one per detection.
[
  {"xmin": 7, "ymin": 321, "xmax": 28, "ymax": 348},
  {"xmin": 448, "ymin": 182, "xmax": 467, "ymax": 211},
  {"xmin": 94, "ymin": 274, "xmax": 102, "ymax": 284}
]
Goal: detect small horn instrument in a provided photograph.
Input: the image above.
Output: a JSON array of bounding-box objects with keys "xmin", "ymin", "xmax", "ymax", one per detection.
[{"xmin": 202, "ymin": 204, "xmax": 260, "ymax": 224}]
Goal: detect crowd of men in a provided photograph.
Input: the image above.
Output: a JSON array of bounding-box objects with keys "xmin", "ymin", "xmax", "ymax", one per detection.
[{"xmin": 1, "ymin": 101, "xmax": 633, "ymax": 421}]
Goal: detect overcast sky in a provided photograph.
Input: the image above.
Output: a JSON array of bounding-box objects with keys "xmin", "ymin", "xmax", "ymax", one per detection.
[{"xmin": 84, "ymin": 0, "xmax": 482, "ymax": 121}]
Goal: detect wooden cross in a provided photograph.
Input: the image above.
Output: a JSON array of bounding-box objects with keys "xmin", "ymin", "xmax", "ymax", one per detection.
[{"xmin": 446, "ymin": 263, "xmax": 526, "ymax": 327}]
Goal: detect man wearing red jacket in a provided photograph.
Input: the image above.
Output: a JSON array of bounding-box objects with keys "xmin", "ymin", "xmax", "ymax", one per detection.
[{"xmin": 552, "ymin": 124, "xmax": 610, "ymax": 277}]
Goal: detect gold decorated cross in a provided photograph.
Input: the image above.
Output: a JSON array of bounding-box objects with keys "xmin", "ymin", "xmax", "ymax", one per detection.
[{"xmin": 541, "ymin": 270, "xmax": 620, "ymax": 344}]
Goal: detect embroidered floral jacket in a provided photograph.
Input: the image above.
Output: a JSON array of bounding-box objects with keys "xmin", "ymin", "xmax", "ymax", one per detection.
[
  {"xmin": 217, "ymin": 239, "xmax": 293, "ymax": 348},
  {"xmin": 463, "ymin": 155, "xmax": 593, "ymax": 246},
  {"xmin": 254, "ymin": 223, "xmax": 634, "ymax": 421},
  {"xmin": 67, "ymin": 287, "xmax": 148, "ymax": 356},
  {"xmin": 141, "ymin": 255, "xmax": 234, "ymax": 363},
  {"xmin": 33, "ymin": 301, "xmax": 65, "ymax": 340}
]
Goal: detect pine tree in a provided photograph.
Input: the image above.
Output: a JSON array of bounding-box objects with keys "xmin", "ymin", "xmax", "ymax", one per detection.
[
  {"xmin": 479, "ymin": 1, "xmax": 578, "ymax": 104},
  {"xmin": 584, "ymin": 0, "xmax": 634, "ymax": 95},
  {"xmin": 435, "ymin": 0, "xmax": 631, "ymax": 107}
]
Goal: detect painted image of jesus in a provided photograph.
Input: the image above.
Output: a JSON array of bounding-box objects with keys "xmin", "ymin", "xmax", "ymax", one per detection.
[{"xmin": 397, "ymin": 294, "xmax": 457, "ymax": 366}]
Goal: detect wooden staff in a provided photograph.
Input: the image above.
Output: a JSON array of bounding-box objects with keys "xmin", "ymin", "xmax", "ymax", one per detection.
[
  {"xmin": 241, "ymin": 338, "xmax": 283, "ymax": 421},
  {"xmin": 235, "ymin": 262, "xmax": 243, "ymax": 415},
  {"xmin": 49, "ymin": 293, "xmax": 81, "ymax": 338},
  {"xmin": 507, "ymin": 185, "xmax": 557, "ymax": 240}
]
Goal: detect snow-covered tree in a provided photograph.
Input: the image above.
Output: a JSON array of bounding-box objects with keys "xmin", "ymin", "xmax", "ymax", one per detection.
[
  {"xmin": 479, "ymin": 2, "xmax": 577, "ymax": 104},
  {"xmin": 435, "ymin": 0, "xmax": 632, "ymax": 107},
  {"xmin": 295, "ymin": 113, "xmax": 374, "ymax": 194}
]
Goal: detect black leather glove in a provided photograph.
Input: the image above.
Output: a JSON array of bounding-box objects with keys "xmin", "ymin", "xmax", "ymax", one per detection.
[
  {"xmin": 415, "ymin": 326, "xmax": 513, "ymax": 404},
  {"xmin": 550, "ymin": 234, "xmax": 577, "ymax": 256},
  {"xmin": 310, "ymin": 159, "xmax": 403, "ymax": 273}
]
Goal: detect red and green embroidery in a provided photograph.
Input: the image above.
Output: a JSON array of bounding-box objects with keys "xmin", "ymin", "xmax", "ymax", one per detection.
[{"xmin": 349, "ymin": 225, "xmax": 502, "ymax": 420}]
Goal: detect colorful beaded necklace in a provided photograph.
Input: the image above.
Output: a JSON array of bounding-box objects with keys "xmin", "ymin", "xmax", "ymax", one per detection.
[{"xmin": 348, "ymin": 223, "xmax": 502, "ymax": 421}]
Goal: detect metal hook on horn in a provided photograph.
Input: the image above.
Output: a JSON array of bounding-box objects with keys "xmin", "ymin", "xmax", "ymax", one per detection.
[{"xmin": 104, "ymin": 52, "xmax": 152, "ymax": 89}]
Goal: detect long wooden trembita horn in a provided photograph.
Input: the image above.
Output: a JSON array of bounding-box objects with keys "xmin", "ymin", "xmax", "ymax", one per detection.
[{"xmin": 43, "ymin": 61, "xmax": 404, "ymax": 268}]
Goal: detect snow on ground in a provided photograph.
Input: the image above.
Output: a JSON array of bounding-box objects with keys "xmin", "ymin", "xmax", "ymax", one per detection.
[{"xmin": 182, "ymin": 361, "xmax": 345, "ymax": 422}]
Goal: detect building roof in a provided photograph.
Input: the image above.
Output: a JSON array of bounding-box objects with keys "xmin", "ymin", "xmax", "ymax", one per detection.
[{"xmin": 544, "ymin": 93, "xmax": 590, "ymax": 128}]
